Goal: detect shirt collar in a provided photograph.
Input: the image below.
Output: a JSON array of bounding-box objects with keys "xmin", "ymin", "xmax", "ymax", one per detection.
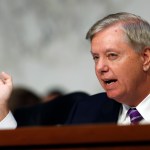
[
  {"xmin": 136, "ymin": 94, "xmax": 150, "ymax": 122},
  {"xmin": 119, "ymin": 104, "xmax": 130, "ymax": 122},
  {"xmin": 120, "ymin": 94, "xmax": 150, "ymax": 123}
]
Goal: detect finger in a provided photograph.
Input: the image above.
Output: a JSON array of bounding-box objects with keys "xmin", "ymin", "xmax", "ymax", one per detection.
[
  {"xmin": 0, "ymin": 72, "xmax": 12, "ymax": 84},
  {"xmin": 0, "ymin": 74, "xmax": 5, "ymax": 84}
]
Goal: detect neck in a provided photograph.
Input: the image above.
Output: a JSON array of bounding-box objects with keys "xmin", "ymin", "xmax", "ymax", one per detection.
[{"xmin": 125, "ymin": 88, "xmax": 150, "ymax": 107}]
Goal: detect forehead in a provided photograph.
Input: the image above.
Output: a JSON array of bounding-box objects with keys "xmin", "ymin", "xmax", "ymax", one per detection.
[
  {"xmin": 91, "ymin": 25, "xmax": 129, "ymax": 52},
  {"xmin": 92, "ymin": 24, "xmax": 125, "ymax": 41}
]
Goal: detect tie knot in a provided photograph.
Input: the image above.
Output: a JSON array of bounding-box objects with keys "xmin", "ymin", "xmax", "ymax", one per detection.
[{"xmin": 127, "ymin": 108, "xmax": 143, "ymax": 125}]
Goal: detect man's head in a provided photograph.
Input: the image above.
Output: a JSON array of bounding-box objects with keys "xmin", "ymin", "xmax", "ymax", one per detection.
[
  {"xmin": 86, "ymin": 12, "xmax": 150, "ymax": 53},
  {"xmin": 86, "ymin": 12, "xmax": 150, "ymax": 106}
]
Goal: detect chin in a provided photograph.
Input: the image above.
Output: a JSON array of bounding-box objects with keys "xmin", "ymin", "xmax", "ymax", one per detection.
[{"xmin": 106, "ymin": 90, "xmax": 123, "ymax": 101}]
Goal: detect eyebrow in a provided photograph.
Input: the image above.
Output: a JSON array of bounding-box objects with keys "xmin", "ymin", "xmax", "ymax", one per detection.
[
  {"xmin": 91, "ymin": 48, "xmax": 119, "ymax": 54},
  {"xmin": 90, "ymin": 51, "xmax": 98, "ymax": 55}
]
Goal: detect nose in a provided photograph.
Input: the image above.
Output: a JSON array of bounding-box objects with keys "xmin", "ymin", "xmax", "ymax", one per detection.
[{"xmin": 95, "ymin": 59, "xmax": 109, "ymax": 74}]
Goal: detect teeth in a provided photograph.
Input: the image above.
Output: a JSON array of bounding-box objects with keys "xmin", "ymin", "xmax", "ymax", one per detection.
[
  {"xmin": 107, "ymin": 81, "xmax": 114, "ymax": 84},
  {"xmin": 107, "ymin": 81, "xmax": 113, "ymax": 84},
  {"xmin": 105, "ymin": 80, "xmax": 117, "ymax": 84}
]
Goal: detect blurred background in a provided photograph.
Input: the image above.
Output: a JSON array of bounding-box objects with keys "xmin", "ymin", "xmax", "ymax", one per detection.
[{"xmin": 0, "ymin": 0, "xmax": 150, "ymax": 97}]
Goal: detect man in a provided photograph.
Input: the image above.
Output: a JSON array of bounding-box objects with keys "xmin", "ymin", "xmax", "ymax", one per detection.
[
  {"xmin": 66, "ymin": 12, "xmax": 150, "ymax": 125},
  {"xmin": 0, "ymin": 72, "xmax": 17, "ymax": 129}
]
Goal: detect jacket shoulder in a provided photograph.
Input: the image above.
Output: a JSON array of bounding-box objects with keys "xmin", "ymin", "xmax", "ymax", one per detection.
[{"xmin": 66, "ymin": 92, "xmax": 121, "ymax": 125}]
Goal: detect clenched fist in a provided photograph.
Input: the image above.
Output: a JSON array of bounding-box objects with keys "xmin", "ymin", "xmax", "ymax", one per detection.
[
  {"xmin": 0, "ymin": 72, "xmax": 13, "ymax": 105},
  {"xmin": 0, "ymin": 72, "xmax": 13, "ymax": 121}
]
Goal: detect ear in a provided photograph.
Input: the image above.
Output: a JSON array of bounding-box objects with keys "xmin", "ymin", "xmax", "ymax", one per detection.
[{"xmin": 142, "ymin": 47, "xmax": 150, "ymax": 71}]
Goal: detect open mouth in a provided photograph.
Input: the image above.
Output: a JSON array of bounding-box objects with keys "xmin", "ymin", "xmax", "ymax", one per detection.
[{"xmin": 104, "ymin": 79, "xmax": 117, "ymax": 85}]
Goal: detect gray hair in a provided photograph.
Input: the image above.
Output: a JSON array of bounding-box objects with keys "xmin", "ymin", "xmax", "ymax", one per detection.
[{"xmin": 86, "ymin": 12, "xmax": 150, "ymax": 52}]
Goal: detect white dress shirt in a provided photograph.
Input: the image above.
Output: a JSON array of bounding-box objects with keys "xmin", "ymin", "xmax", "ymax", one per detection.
[
  {"xmin": 0, "ymin": 111, "xmax": 17, "ymax": 129},
  {"xmin": 117, "ymin": 94, "xmax": 150, "ymax": 125}
]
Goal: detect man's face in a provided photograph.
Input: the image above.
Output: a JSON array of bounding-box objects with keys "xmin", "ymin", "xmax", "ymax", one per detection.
[{"xmin": 91, "ymin": 25, "xmax": 146, "ymax": 105}]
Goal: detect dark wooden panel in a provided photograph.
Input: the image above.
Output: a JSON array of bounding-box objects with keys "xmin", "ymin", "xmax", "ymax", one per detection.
[{"xmin": 0, "ymin": 124, "xmax": 150, "ymax": 149}]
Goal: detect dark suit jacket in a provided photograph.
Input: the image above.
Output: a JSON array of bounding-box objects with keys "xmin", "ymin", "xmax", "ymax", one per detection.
[
  {"xmin": 14, "ymin": 92, "xmax": 122, "ymax": 127},
  {"xmin": 13, "ymin": 92, "xmax": 90, "ymax": 127},
  {"xmin": 66, "ymin": 92, "xmax": 122, "ymax": 125}
]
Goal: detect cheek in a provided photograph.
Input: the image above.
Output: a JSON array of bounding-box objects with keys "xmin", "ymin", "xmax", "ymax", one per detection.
[
  {"xmin": 95, "ymin": 68, "xmax": 103, "ymax": 84},
  {"xmin": 95, "ymin": 65, "xmax": 98, "ymax": 74},
  {"xmin": 114, "ymin": 61, "xmax": 143, "ymax": 86},
  {"xmin": 95, "ymin": 69, "xmax": 99, "ymax": 79}
]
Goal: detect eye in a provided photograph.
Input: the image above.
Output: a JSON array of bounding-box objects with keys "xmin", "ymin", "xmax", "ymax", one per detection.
[
  {"xmin": 107, "ymin": 53, "xmax": 118, "ymax": 60},
  {"xmin": 92, "ymin": 55, "xmax": 99, "ymax": 62}
]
